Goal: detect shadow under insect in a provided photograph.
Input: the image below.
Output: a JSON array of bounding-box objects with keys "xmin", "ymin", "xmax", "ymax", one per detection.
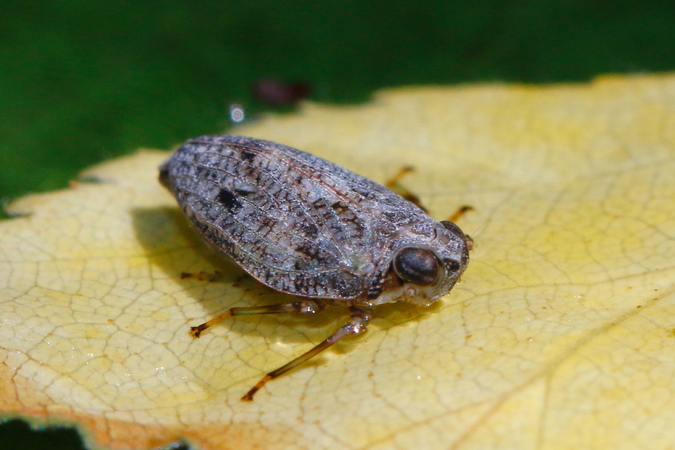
[
  {"xmin": 131, "ymin": 205, "xmax": 442, "ymax": 399},
  {"xmin": 130, "ymin": 206, "xmax": 357, "ymax": 343}
]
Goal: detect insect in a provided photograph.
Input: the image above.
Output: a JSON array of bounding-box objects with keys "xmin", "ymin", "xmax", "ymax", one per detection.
[{"xmin": 159, "ymin": 135, "xmax": 472, "ymax": 400}]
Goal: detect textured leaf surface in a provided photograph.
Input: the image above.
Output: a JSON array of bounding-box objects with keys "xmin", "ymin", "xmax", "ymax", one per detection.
[{"xmin": 2, "ymin": 73, "xmax": 675, "ymax": 449}]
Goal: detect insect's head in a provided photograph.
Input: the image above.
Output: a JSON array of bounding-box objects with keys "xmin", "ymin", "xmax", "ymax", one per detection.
[{"xmin": 382, "ymin": 220, "xmax": 470, "ymax": 306}]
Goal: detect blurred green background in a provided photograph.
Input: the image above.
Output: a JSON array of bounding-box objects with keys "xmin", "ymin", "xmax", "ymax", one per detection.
[{"xmin": 2, "ymin": 0, "xmax": 675, "ymax": 448}]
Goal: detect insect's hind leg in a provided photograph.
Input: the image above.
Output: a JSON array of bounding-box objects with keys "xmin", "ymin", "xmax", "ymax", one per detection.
[
  {"xmin": 242, "ymin": 306, "xmax": 373, "ymax": 401},
  {"xmin": 190, "ymin": 300, "xmax": 326, "ymax": 338}
]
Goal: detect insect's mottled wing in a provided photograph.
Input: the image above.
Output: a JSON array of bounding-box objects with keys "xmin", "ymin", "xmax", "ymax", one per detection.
[{"xmin": 161, "ymin": 136, "xmax": 427, "ymax": 300}]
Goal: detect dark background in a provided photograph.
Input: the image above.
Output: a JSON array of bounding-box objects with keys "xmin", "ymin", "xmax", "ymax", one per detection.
[{"xmin": 2, "ymin": 0, "xmax": 675, "ymax": 448}]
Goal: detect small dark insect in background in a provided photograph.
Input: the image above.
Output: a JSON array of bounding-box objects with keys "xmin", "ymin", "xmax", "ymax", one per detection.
[
  {"xmin": 251, "ymin": 79, "xmax": 313, "ymax": 107},
  {"xmin": 160, "ymin": 135, "xmax": 472, "ymax": 400}
]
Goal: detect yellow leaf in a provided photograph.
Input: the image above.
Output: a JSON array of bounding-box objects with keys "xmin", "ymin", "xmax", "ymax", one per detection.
[{"xmin": 2, "ymin": 73, "xmax": 675, "ymax": 449}]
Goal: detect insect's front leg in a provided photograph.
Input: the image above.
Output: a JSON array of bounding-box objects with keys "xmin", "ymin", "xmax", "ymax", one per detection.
[
  {"xmin": 446, "ymin": 205, "xmax": 474, "ymax": 223},
  {"xmin": 242, "ymin": 306, "xmax": 373, "ymax": 401},
  {"xmin": 190, "ymin": 300, "xmax": 326, "ymax": 338}
]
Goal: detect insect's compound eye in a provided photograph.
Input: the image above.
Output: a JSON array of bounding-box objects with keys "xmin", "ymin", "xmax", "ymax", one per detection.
[{"xmin": 393, "ymin": 247, "xmax": 440, "ymax": 286}]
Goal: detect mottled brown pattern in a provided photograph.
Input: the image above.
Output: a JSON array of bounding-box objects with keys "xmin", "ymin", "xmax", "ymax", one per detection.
[{"xmin": 160, "ymin": 135, "xmax": 470, "ymax": 307}]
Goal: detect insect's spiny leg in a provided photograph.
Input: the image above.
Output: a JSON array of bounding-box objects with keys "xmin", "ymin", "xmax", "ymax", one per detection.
[
  {"xmin": 180, "ymin": 271, "xmax": 225, "ymax": 282},
  {"xmin": 242, "ymin": 306, "xmax": 373, "ymax": 401},
  {"xmin": 384, "ymin": 166, "xmax": 427, "ymax": 211},
  {"xmin": 385, "ymin": 165, "xmax": 415, "ymax": 188},
  {"xmin": 190, "ymin": 300, "xmax": 326, "ymax": 338},
  {"xmin": 190, "ymin": 312, "xmax": 231, "ymax": 338},
  {"xmin": 447, "ymin": 205, "xmax": 474, "ymax": 223}
]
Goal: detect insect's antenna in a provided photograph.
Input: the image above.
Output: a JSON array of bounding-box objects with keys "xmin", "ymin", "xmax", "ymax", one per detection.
[{"xmin": 468, "ymin": 220, "xmax": 487, "ymax": 241}]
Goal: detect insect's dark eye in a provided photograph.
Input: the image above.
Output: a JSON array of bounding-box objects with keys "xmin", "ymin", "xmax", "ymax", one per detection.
[{"xmin": 393, "ymin": 247, "xmax": 440, "ymax": 286}]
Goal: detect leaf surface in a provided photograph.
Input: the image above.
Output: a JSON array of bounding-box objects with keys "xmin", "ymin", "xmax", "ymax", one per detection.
[{"xmin": 2, "ymin": 73, "xmax": 675, "ymax": 449}]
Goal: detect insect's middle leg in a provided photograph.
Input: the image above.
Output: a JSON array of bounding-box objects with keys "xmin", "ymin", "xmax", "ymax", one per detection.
[
  {"xmin": 384, "ymin": 166, "xmax": 427, "ymax": 211},
  {"xmin": 241, "ymin": 306, "xmax": 373, "ymax": 401},
  {"xmin": 190, "ymin": 300, "xmax": 326, "ymax": 338}
]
